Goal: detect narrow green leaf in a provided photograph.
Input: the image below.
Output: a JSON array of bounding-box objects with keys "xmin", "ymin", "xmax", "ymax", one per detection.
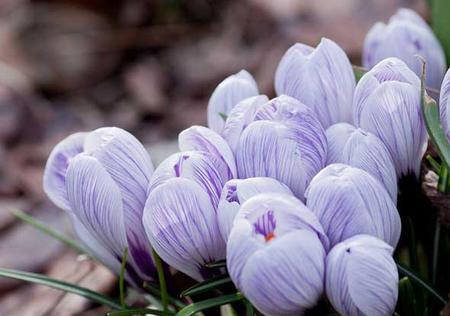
[
  {"xmin": 180, "ymin": 276, "xmax": 233, "ymax": 298},
  {"xmin": 438, "ymin": 165, "xmax": 449, "ymax": 193},
  {"xmin": 175, "ymin": 293, "xmax": 244, "ymax": 316},
  {"xmin": 153, "ymin": 249, "xmax": 169, "ymax": 313},
  {"xmin": 431, "ymin": 0, "xmax": 450, "ymax": 65},
  {"xmin": 120, "ymin": 247, "xmax": 128, "ymax": 307},
  {"xmin": 107, "ymin": 308, "xmax": 172, "ymax": 316},
  {"xmin": 12, "ymin": 209, "xmax": 86, "ymax": 254},
  {"xmin": 143, "ymin": 283, "xmax": 186, "ymax": 309},
  {"xmin": 421, "ymin": 81, "xmax": 450, "ymax": 171},
  {"xmin": 397, "ymin": 263, "xmax": 447, "ymax": 305},
  {"xmin": 244, "ymin": 299, "xmax": 254, "ymax": 316},
  {"xmin": 352, "ymin": 65, "xmax": 367, "ymax": 82},
  {"xmin": 431, "ymin": 216, "xmax": 441, "ymax": 285},
  {"xmin": 426, "ymin": 154, "xmax": 441, "ymax": 173},
  {"xmin": 0, "ymin": 268, "xmax": 123, "ymax": 310},
  {"xmin": 398, "ymin": 277, "xmax": 417, "ymax": 316},
  {"xmin": 204, "ymin": 260, "xmax": 226, "ymax": 269}
]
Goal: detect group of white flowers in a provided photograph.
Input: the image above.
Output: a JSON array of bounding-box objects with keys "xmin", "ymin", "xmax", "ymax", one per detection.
[{"xmin": 43, "ymin": 8, "xmax": 450, "ymax": 316}]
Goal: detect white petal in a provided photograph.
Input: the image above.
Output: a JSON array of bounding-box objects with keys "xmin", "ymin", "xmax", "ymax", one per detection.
[
  {"xmin": 207, "ymin": 70, "xmax": 259, "ymax": 133},
  {"xmin": 325, "ymin": 123, "xmax": 356, "ymax": 164}
]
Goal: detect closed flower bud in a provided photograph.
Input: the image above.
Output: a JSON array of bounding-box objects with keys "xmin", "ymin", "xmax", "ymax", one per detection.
[
  {"xmin": 439, "ymin": 68, "xmax": 450, "ymax": 141},
  {"xmin": 222, "ymin": 95, "xmax": 269, "ymax": 153},
  {"xmin": 217, "ymin": 177, "xmax": 292, "ymax": 241},
  {"xmin": 43, "ymin": 127, "xmax": 156, "ymax": 285},
  {"xmin": 144, "ymin": 151, "xmax": 231, "ymax": 280},
  {"xmin": 178, "ymin": 125, "xmax": 237, "ymax": 178},
  {"xmin": 363, "ymin": 8, "xmax": 446, "ymax": 89},
  {"xmin": 354, "ymin": 57, "xmax": 427, "ymax": 179},
  {"xmin": 227, "ymin": 193, "xmax": 328, "ymax": 315},
  {"xmin": 326, "ymin": 123, "xmax": 397, "ymax": 201},
  {"xmin": 236, "ymin": 95, "xmax": 327, "ymax": 200},
  {"xmin": 275, "ymin": 38, "xmax": 356, "ymax": 128},
  {"xmin": 326, "ymin": 235, "xmax": 398, "ymax": 316},
  {"xmin": 207, "ymin": 70, "xmax": 259, "ymax": 134},
  {"xmin": 305, "ymin": 164, "xmax": 401, "ymax": 248}
]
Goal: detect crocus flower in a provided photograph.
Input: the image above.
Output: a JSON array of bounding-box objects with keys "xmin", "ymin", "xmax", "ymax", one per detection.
[
  {"xmin": 43, "ymin": 127, "xmax": 156, "ymax": 285},
  {"xmin": 326, "ymin": 235, "xmax": 398, "ymax": 316},
  {"xmin": 217, "ymin": 177, "xmax": 292, "ymax": 241},
  {"xmin": 144, "ymin": 150, "xmax": 231, "ymax": 280},
  {"xmin": 325, "ymin": 123, "xmax": 398, "ymax": 202},
  {"xmin": 439, "ymin": 68, "xmax": 450, "ymax": 141},
  {"xmin": 178, "ymin": 125, "xmax": 237, "ymax": 178},
  {"xmin": 227, "ymin": 193, "xmax": 328, "ymax": 315},
  {"xmin": 363, "ymin": 8, "xmax": 446, "ymax": 89},
  {"xmin": 207, "ymin": 70, "xmax": 259, "ymax": 134},
  {"xmin": 274, "ymin": 37, "xmax": 356, "ymax": 128},
  {"xmin": 236, "ymin": 95, "xmax": 327, "ymax": 200},
  {"xmin": 221, "ymin": 95, "xmax": 269, "ymax": 153},
  {"xmin": 354, "ymin": 57, "xmax": 427, "ymax": 179},
  {"xmin": 305, "ymin": 164, "xmax": 401, "ymax": 248}
]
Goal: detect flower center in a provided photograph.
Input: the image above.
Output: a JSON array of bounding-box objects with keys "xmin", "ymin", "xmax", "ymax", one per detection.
[{"xmin": 253, "ymin": 210, "xmax": 276, "ymax": 242}]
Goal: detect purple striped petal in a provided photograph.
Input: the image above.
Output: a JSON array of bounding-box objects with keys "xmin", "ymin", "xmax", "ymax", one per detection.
[
  {"xmin": 236, "ymin": 95, "xmax": 327, "ymax": 200},
  {"xmin": 66, "ymin": 154, "xmax": 128, "ymax": 259},
  {"xmin": 325, "ymin": 123, "xmax": 356, "ymax": 164},
  {"xmin": 222, "ymin": 95, "xmax": 269, "ymax": 153},
  {"xmin": 326, "ymin": 235, "xmax": 398, "ymax": 316},
  {"xmin": 207, "ymin": 70, "xmax": 259, "ymax": 133},
  {"xmin": 178, "ymin": 125, "xmax": 237, "ymax": 178},
  {"xmin": 440, "ymin": 68, "xmax": 450, "ymax": 141},
  {"xmin": 43, "ymin": 132, "xmax": 87, "ymax": 212},
  {"xmin": 217, "ymin": 177, "xmax": 292, "ymax": 241},
  {"xmin": 305, "ymin": 164, "xmax": 401, "ymax": 248},
  {"xmin": 362, "ymin": 8, "xmax": 446, "ymax": 89},
  {"xmin": 326, "ymin": 124, "xmax": 398, "ymax": 202},
  {"xmin": 143, "ymin": 178, "xmax": 226, "ymax": 281},
  {"xmin": 148, "ymin": 151, "xmax": 230, "ymax": 208},
  {"xmin": 275, "ymin": 38, "xmax": 355, "ymax": 128},
  {"xmin": 83, "ymin": 127, "xmax": 156, "ymax": 280},
  {"xmin": 354, "ymin": 69, "xmax": 427, "ymax": 178}
]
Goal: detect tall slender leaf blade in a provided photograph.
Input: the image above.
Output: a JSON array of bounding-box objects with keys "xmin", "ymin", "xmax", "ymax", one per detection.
[
  {"xmin": 180, "ymin": 276, "xmax": 233, "ymax": 297},
  {"xmin": 431, "ymin": 0, "xmax": 450, "ymax": 65},
  {"xmin": 0, "ymin": 268, "xmax": 123, "ymax": 310},
  {"xmin": 175, "ymin": 293, "xmax": 244, "ymax": 316},
  {"xmin": 107, "ymin": 308, "xmax": 172, "ymax": 316}
]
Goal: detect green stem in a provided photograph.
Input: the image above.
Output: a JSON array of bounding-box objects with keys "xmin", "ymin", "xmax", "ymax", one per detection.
[
  {"xmin": 431, "ymin": 217, "xmax": 441, "ymax": 286},
  {"xmin": 426, "ymin": 154, "xmax": 441, "ymax": 174},
  {"xmin": 438, "ymin": 165, "xmax": 449, "ymax": 193},
  {"xmin": 153, "ymin": 249, "xmax": 169, "ymax": 313},
  {"xmin": 119, "ymin": 247, "xmax": 128, "ymax": 307},
  {"xmin": 397, "ymin": 263, "xmax": 447, "ymax": 305}
]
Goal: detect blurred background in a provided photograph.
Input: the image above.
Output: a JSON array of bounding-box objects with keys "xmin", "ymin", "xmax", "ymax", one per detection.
[{"xmin": 0, "ymin": 0, "xmax": 427, "ymax": 314}]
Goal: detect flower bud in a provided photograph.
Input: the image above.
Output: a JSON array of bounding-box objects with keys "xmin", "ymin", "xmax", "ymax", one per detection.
[
  {"xmin": 326, "ymin": 123, "xmax": 397, "ymax": 201},
  {"xmin": 43, "ymin": 127, "xmax": 156, "ymax": 284},
  {"xmin": 227, "ymin": 193, "xmax": 328, "ymax": 315},
  {"xmin": 236, "ymin": 95, "xmax": 327, "ymax": 200},
  {"xmin": 275, "ymin": 38, "xmax": 355, "ymax": 128},
  {"xmin": 178, "ymin": 125, "xmax": 237, "ymax": 178},
  {"xmin": 207, "ymin": 70, "xmax": 258, "ymax": 133},
  {"xmin": 305, "ymin": 164, "xmax": 401, "ymax": 248},
  {"xmin": 144, "ymin": 150, "xmax": 231, "ymax": 280},
  {"xmin": 222, "ymin": 95, "xmax": 269, "ymax": 153},
  {"xmin": 217, "ymin": 177, "xmax": 292, "ymax": 241},
  {"xmin": 363, "ymin": 8, "xmax": 446, "ymax": 89},
  {"xmin": 354, "ymin": 57, "xmax": 427, "ymax": 179},
  {"xmin": 326, "ymin": 235, "xmax": 398, "ymax": 316}
]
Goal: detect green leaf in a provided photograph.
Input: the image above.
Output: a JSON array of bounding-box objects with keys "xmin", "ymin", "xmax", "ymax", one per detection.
[
  {"xmin": 107, "ymin": 308, "xmax": 173, "ymax": 316},
  {"xmin": 12, "ymin": 209, "xmax": 86, "ymax": 254},
  {"xmin": 203, "ymin": 260, "xmax": 226, "ymax": 269},
  {"xmin": 0, "ymin": 268, "xmax": 123, "ymax": 310},
  {"xmin": 431, "ymin": 0, "xmax": 450, "ymax": 65},
  {"xmin": 175, "ymin": 293, "xmax": 244, "ymax": 316},
  {"xmin": 397, "ymin": 263, "xmax": 447, "ymax": 305},
  {"xmin": 421, "ymin": 75, "xmax": 450, "ymax": 171},
  {"xmin": 119, "ymin": 247, "xmax": 128, "ymax": 307},
  {"xmin": 153, "ymin": 249, "xmax": 169, "ymax": 313},
  {"xmin": 180, "ymin": 276, "xmax": 233, "ymax": 298},
  {"xmin": 143, "ymin": 282, "xmax": 186, "ymax": 309},
  {"xmin": 426, "ymin": 154, "xmax": 441, "ymax": 173},
  {"xmin": 398, "ymin": 277, "xmax": 417, "ymax": 316},
  {"xmin": 218, "ymin": 112, "xmax": 228, "ymax": 121}
]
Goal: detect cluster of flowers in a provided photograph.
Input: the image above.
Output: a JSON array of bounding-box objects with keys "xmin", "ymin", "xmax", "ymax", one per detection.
[{"xmin": 42, "ymin": 8, "xmax": 450, "ymax": 316}]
